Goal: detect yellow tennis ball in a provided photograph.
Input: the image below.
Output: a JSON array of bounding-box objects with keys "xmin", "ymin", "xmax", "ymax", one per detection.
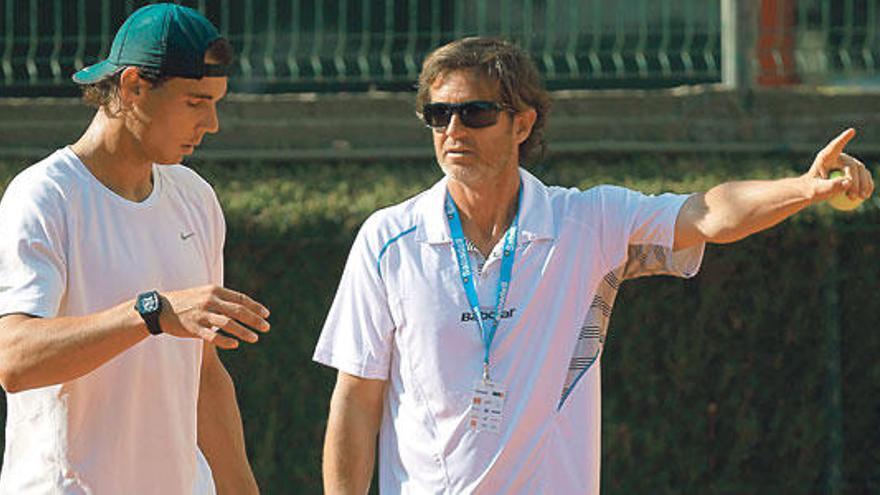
[{"xmin": 827, "ymin": 170, "xmax": 864, "ymax": 211}]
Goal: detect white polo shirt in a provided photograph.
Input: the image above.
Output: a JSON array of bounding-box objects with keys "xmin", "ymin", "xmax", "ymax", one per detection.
[{"xmin": 314, "ymin": 168, "xmax": 704, "ymax": 494}]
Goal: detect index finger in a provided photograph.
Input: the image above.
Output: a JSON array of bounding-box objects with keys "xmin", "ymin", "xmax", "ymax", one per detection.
[
  {"xmin": 821, "ymin": 128, "xmax": 856, "ymax": 159},
  {"xmin": 214, "ymin": 287, "xmax": 270, "ymax": 318}
]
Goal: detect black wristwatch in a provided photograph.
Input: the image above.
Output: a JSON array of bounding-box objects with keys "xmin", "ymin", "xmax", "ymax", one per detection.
[{"xmin": 135, "ymin": 290, "xmax": 163, "ymax": 335}]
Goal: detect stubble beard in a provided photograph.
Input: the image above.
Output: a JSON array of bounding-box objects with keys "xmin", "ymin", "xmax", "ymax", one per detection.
[{"xmin": 437, "ymin": 150, "xmax": 516, "ymax": 190}]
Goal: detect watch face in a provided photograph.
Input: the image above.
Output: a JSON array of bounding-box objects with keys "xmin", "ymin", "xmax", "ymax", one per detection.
[{"xmin": 140, "ymin": 292, "xmax": 160, "ymax": 313}]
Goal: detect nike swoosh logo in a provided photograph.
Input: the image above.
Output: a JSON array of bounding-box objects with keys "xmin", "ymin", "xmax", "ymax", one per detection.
[{"xmin": 180, "ymin": 232, "xmax": 195, "ymax": 241}]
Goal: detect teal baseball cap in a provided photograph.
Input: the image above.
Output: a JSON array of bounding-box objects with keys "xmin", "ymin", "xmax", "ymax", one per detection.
[{"xmin": 72, "ymin": 3, "xmax": 229, "ymax": 84}]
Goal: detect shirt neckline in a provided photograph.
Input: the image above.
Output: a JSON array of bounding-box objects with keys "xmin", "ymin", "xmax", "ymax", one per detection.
[
  {"xmin": 417, "ymin": 168, "xmax": 557, "ymax": 244},
  {"xmin": 62, "ymin": 146, "xmax": 163, "ymax": 209}
]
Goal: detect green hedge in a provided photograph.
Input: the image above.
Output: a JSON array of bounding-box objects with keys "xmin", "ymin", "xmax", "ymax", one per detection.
[{"xmin": 1, "ymin": 155, "xmax": 879, "ymax": 493}]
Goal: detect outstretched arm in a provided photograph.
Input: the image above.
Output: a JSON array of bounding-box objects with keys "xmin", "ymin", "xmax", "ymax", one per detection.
[{"xmin": 674, "ymin": 128, "xmax": 874, "ymax": 251}]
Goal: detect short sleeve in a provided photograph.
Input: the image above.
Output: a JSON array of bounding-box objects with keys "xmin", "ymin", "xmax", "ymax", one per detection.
[
  {"xmin": 0, "ymin": 175, "xmax": 68, "ymax": 318},
  {"xmin": 594, "ymin": 185, "xmax": 704, "ymax": 279},
  {"xmin": 206, "ymin": 186, "xmax": 226, "ymax": 287},
  {"xmin": 313, "ymin": 217, "xmax": 395, "ymax": 380}
]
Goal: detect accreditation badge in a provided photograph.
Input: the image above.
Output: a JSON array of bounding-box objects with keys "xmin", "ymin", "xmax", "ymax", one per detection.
[{"xmin": 469, "ymin": 380, "xmax": 507, "ymax": 433}]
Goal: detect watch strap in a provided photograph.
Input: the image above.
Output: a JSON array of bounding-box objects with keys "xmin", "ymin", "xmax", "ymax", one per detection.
[{"xmin": 142, "ymin": 311, "xmax": 162, "ymax": 335}]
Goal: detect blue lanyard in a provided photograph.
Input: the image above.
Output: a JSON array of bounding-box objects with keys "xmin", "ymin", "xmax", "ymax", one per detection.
[{"xmin": 445, "ymin": 189, "xmax": 520, "ymax": 382}]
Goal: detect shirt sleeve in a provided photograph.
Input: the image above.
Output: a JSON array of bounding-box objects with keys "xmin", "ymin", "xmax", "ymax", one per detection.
[
  {"xmin": 594, "ymin": 185, "xmax": 704, "ymax": 280},
  {"xmin": 208, "ymin": 188, "xmax": 226, "ymax": 287},
  {"xmin": 0, "ymin": 175, "xmax": 68, "ymax": 318},
  {"xmin": 313, "ymin": 215, "xmax": 395, "ymax": 380}
]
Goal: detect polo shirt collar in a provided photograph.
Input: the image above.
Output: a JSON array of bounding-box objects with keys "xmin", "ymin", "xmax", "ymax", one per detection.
[{"xmin": 417, "ymin": 167, "xmax": 557, "ymax": 244}]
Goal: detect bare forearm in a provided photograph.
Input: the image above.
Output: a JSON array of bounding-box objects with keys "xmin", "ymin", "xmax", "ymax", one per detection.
[
  {"xmin": 198, "ymin": 347, "xmax": 258, "ymax": 495},
  {"xmin": 324, "ymin": 412, "xmax": 378, "ymax": 494},
  {"xmin": 698, "ymin": 177, "xmax": 814, "ymax": 243},
  {"xmin": 0, "ymin": 302, "xmax": 147, "ymax": 392},
  {"xmin": 0, "ymin": 285, "xmax": 272, "ymax": 394},
  {"xmin": 324, "ymin": 374, "xmax": 385, "ymax": 495}
]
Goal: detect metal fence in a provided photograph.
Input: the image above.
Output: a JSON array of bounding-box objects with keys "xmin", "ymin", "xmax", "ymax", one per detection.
[
  {"xmin": 757, "ymin": 0, "xmax": 880, "ymax": 86},
  {"xmin": 0, "ymin": 0, "xmax": 878, "ymax": 95}
]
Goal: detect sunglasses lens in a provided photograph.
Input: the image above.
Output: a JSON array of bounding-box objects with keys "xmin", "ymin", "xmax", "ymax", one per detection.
[
  {"xmin": 423, "ymin": 104, "xmax": 452, "ymax": 128},
  {"xmin": 423, "ymin": 101, "xmax": 502, "ymax": 129},
  {"xmin": 460, "ymin": 102, "xmax": 500, "ymax": 128}
]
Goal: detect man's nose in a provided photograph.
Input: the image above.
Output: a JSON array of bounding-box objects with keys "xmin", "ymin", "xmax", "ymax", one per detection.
[
  {"xmin": 202, "ymin": 105, "xmax": 220, "ymax": 134},
  {"xmin": 445, "ymin": 112, "xmax": 468, "ymax": 137}
]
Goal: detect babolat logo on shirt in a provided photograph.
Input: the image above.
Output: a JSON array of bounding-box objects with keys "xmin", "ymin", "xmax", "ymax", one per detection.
[{"xmin": 461, "ymin": 308, "xmax": 517, "ymax": 322}]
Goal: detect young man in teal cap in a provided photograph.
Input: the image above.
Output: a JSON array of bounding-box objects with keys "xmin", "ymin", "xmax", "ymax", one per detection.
[{"xmin": 0, "ymin": 4, "xmax": 267, "ymax": 494}]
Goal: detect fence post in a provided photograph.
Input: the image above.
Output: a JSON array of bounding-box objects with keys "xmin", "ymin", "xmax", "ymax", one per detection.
[
  {"xmin": 756, "ymin": 0, "xmax": 799, "ymax": 85},
  {"xmin": 721, "ymin": 0, "xmax": 758, "ymax": 94}
]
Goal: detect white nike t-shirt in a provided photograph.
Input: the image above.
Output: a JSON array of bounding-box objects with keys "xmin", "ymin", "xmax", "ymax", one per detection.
[
  {"xmin": 314, "ymin": 169, "xmax": 705, "ymax": 494},
  {"xmin": 0, "ymin": 148, "xmax": 224, "ymax": 494}
]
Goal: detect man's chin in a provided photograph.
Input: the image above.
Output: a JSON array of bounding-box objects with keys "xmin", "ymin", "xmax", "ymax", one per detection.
[
  {"xmin": 440, "ymin": 163, "xmax": 493, "ymax": 188},
  {"xmin": 154, "ymin": 156, "xmax": 184, "ymax": 165},
  {"xmin": 439, "ymin": 161, "xmax": 472, "ymax": 178},
  {"xmin": 154, "ymin": 150, "xmax": 189, "ymax": 165}
]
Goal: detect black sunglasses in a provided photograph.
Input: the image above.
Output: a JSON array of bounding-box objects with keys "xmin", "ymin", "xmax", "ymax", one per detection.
[{"xmin": 421, "ymin": 100, "xmax": 507, "ymax": 129}]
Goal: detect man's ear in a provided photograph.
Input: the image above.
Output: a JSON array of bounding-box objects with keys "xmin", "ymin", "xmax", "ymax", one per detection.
[
  {"xmin": 514, "ymin": 107, "xmax": 537, "ymax": 145},
  {"xmin": 118, "ymin": 67, "xmax": 146, "ymax": 107}
]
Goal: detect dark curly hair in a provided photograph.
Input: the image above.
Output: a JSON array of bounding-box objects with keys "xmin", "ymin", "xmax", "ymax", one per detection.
[
  {"xmin": 416, "ymin": 37, "xmax": 551, "ymax": 164},
  {"xmin": 80, "ymin": 38, "xmax": 234, "ymax": 110}
]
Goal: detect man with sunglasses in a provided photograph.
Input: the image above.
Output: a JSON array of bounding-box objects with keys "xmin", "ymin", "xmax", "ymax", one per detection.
[
  {"xmin": 314, "ymin": 37, "xmax": 873, "ymax": 494},
  {"xmin": 0, "ymin": 4, "xmax": 269, "ymax": 494}
]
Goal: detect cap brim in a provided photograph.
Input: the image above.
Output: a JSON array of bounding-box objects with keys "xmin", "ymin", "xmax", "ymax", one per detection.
[{"xmin": 72, "ymin": 60, "xmax": 123, "ymax": 84}]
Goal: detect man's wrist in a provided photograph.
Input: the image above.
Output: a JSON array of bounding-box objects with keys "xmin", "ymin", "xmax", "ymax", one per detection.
[
  {"xmin": 134, "ymin": 290, "xmax": 163, "ymax": 335},
  {"xmin": 797, "ymin": 174, "xmax": 822, "ymax": 204}
]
